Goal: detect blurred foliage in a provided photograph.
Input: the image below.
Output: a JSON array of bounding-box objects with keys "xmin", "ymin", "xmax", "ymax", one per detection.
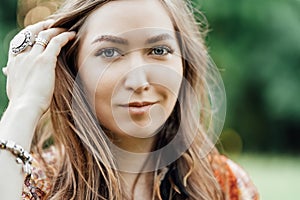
[
  {"xmin": 236, "ymin": 154, "xmax": 300, "ymax": 199},
  {"xmin": 0, "ymin": 0, "xmax": 299, "ymax": 153},
  {"xmin": 0, "ymin": 0, "xmax": 17, "ymax": 114},
  {"xmin": 0, "ymin": 0, "xmax": 60, "ymax": 114},
  {"xmin": 194, "ymin": 0, "xmax": 300, "ymax": 153}
]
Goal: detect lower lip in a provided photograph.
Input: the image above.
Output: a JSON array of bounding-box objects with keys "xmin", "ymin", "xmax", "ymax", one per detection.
[{"xmin": 127, "ymin": 104, "xmax": 152, "ymax": 115}]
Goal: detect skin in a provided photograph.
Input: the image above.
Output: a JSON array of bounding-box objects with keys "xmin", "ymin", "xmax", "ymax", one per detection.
[
  {"xmin": 1, "ymin": 20, "xmax": 75, "ymax": 199},
  {"xmin": 78, "ymin": 0, "xmax": 183, "ymax": 153},
  {"xmin": 76, "ymin": 1, "xmax": 183, "ymax": 198},
  {"xmin": 0, "ymin": 0, "xmax": 183, "ymax": 199}
]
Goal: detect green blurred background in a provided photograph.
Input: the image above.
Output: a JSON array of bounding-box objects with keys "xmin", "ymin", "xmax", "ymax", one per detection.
[{"xmin": 1, "ymin": 0, "xmax": 299, "ymax": 199}]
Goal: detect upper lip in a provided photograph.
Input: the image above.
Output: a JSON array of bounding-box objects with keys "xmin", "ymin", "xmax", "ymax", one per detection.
[{"xmin": 121, "ymin": 101, "xmax": 157, "ymax": 107}]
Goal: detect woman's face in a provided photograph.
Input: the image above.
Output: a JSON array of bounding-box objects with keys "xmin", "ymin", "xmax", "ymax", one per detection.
[{"xmin": 77, "ymin": 0, "xmax": 183, "ymax": 141}]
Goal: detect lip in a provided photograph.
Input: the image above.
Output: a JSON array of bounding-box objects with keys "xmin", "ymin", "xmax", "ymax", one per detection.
[{"xmin": 120, "ymin": 101, "xmax": 157, "ymax": 115}]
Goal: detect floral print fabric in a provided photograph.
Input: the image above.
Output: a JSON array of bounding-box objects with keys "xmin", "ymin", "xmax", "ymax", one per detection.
[{"xmin": 22, "ymin": 148, "xmax": 259, "ymax": 200}]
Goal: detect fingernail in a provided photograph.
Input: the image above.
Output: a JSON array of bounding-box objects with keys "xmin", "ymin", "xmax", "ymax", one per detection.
[
  {"xmin": 45, "ymin": 19, "xmax": 55, "ymax": 23},
  {"xmin": 45, "ymin": 19, "xmax": 55, "ymax": 27},
  {"xmin": 70, "ymin": 31, "xmax": 77, "ymax": 36},
  {"xmin": 2, "ymin": 67, "xmax": 7, "ymax": 76}
]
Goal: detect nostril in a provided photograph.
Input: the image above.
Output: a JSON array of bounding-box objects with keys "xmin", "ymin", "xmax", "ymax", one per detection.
[
  {"xmin": 124, "ymin": 67, "xmax": 150, "ymax": 92},
  {"xmin": 134, "ymin": 81, "xmax": 150, "ymax": 93},
  {"xmin": 141, "ymin": 82, "xmax": 150, "ymax": 90}
]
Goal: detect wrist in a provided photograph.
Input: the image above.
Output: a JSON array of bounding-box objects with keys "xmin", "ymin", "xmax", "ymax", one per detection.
[
  {"xmin": 0, "ymin": 102, "xmax": 45, "ymax": 150},
  {"xmin": 7, "ymin": 98, "xmax": 47, "ymax": 118}
]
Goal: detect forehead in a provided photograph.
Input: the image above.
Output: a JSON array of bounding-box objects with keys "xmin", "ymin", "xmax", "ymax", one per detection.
[{"xmin": 83, "ymin": 0, "xmax": 175, "ymax": 42}]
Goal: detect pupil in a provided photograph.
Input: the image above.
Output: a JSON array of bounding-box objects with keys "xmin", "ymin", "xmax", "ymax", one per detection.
[
  {"xmin": 155, "ymin": 48, "xmax": 164, "ymax": 55},
  {"xmin": 105, "ymin": 49, "xmax": 114, "ymax": 57}
]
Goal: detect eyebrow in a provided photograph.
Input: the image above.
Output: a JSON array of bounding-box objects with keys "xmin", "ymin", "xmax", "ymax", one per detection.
[
  {"xmin": 91, "ymin": 35, "xmax": 129, "ymax": 45},
  {"xmin": 145, "ymin": 33, "xmax": 174, "ymax": 44},
  {"xmin": 91, "ymin": 33, "xmax": 175, "ymax": 45}
]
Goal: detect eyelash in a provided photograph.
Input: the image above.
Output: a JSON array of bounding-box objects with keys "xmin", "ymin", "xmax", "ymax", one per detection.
[
  {"xmin": 95, "ymin": 48, "xmax": 123, "ymax": 58},
  {"xmin": 95, "ymin": 45, "xmax": 174, "ymax": 59},
  {"xmin": 148, "ymin": 46, "xmax": 174, "ymax": 56}
]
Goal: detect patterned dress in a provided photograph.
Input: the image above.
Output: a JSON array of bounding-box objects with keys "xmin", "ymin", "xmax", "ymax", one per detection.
[{"xmin": 22, "ymin": 147, "xmax": 259, "ymax": 200}]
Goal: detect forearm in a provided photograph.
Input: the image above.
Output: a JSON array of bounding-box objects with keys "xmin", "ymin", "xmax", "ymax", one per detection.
[
  {"xmin": 0, "ymin": 18, "xmax": 75, "ymax": 199},
  {"xmin": 0, "ymin": 103, "xmax": 43, "ymax": 200}
]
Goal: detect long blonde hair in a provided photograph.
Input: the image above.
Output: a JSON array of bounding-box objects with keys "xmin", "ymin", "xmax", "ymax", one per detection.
[{"xmin": 34, "ymin": 0, "xmax": 225, "ymax": 199}]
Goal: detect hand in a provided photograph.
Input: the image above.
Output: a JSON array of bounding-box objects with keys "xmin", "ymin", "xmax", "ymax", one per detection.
[{"xmin": 5, "ymin": 20, "xmax": 76, "ymax": 114}]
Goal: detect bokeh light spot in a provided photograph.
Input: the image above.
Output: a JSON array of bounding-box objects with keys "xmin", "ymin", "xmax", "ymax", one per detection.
[
  {"xmin": 24, "ymin": 6, "xmax": 51, "ymax": 26},
  {"xmin": 221, "ymin": 128, "xmax": 243, "ymax": 154}
]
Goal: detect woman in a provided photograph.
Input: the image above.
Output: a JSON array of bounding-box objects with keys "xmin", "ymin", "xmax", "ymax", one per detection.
[{"xmin": 0, "ymin": 0, "xmax": 259, "ymax": 199}]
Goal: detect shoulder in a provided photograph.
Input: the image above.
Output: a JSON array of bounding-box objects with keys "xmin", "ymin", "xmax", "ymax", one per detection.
[
  {"xmin": 210, "ymin": 154, "xmax": 259, "ymax": 200},
  {"xmin": 22, "ymin": 146, "xmax": 58, "ymax": 200}
]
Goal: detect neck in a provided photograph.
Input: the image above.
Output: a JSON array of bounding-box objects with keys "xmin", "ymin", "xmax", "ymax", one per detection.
[
  {"xmin": 112, "ymin": 134, "xmax": 156, "ymax": 199},
  {"xmin": 111, "ymin": 134, "xmax": 156, "ymax": 153},
  {"xmin": 111, "ymin": 133, "xmax": 160, "ymax": 173},
  {"xmin": 107, "ymin": 132, "xmax": 157, "ymax": 199},
  {"xmin": 120, "ymin": 171, "xmax": 154, "ymax": 200}
]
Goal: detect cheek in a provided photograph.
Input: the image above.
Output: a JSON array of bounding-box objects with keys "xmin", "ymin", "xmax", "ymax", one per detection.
[
  {"xmin": 78, "ymin": 61, "xmax": 118, "ymax": 118},
  {"xmin": 148, "ymin": 59, "xmax": 183, "ymax": 99},
  {"xmin": 155, "ymin": 83, "xmax": 180, "ymax": 118},
  {"xmin": 148, "ymin": 61, "xmax": 183, "ymax": 116},
  {"xmin": 94, "ymin": 73, "xmax": 116, "ymax": 115}
]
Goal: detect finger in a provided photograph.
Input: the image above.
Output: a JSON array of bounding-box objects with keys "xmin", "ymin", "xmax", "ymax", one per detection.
[
  {"xmin": 8, "ymin": 19, "xmax": 55, "ymax": 59},
  {"xmin": 31, "ymin": 28, "xmax": 67, "ymax": 54},
  {"xmin": 19, "ymin": 20, "xmax": 56, "ymax": 53},
  {"xmin": 9, "ymin": 19, "xmax": 55, "ymax": 50},
  {"xmin": 43, "ymin": 31, "xmax": 76, "ymax": 58},
  {"xmin": 2, "ymin": 67, "xmax": 7, "ymax": 76},
  {"xmin": 23, "ymin": 19, "xmax": 55, "ymax": 36}
]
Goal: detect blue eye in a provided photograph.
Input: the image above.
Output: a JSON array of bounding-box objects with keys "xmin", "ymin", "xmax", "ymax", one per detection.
[
  {"xmin": 150, "ymin": 46, "xmax": 173, "ymax": 56},
  {"xmin": 96, "ymin": 48, "xmax": 122, "ymax": 58}
]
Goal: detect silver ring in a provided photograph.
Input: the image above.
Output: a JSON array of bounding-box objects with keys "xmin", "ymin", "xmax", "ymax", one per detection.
[
  {"xmin": 10, "ymin": 30, "xmax": 34, "ymax": 55},
  {"xmin": 35, "ymin": 37, "xmax": 49, "ymax": 48}
]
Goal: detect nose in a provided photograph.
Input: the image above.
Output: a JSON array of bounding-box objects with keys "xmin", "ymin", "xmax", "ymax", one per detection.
[{"xmin": 124, "ymin": 53, "xmax": 150, "ymax": 93}]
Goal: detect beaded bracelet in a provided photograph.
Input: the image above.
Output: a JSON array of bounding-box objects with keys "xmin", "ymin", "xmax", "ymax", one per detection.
[{"xmin": 0, "ymin": 139, "xmax": 32, "ymax": 175}]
